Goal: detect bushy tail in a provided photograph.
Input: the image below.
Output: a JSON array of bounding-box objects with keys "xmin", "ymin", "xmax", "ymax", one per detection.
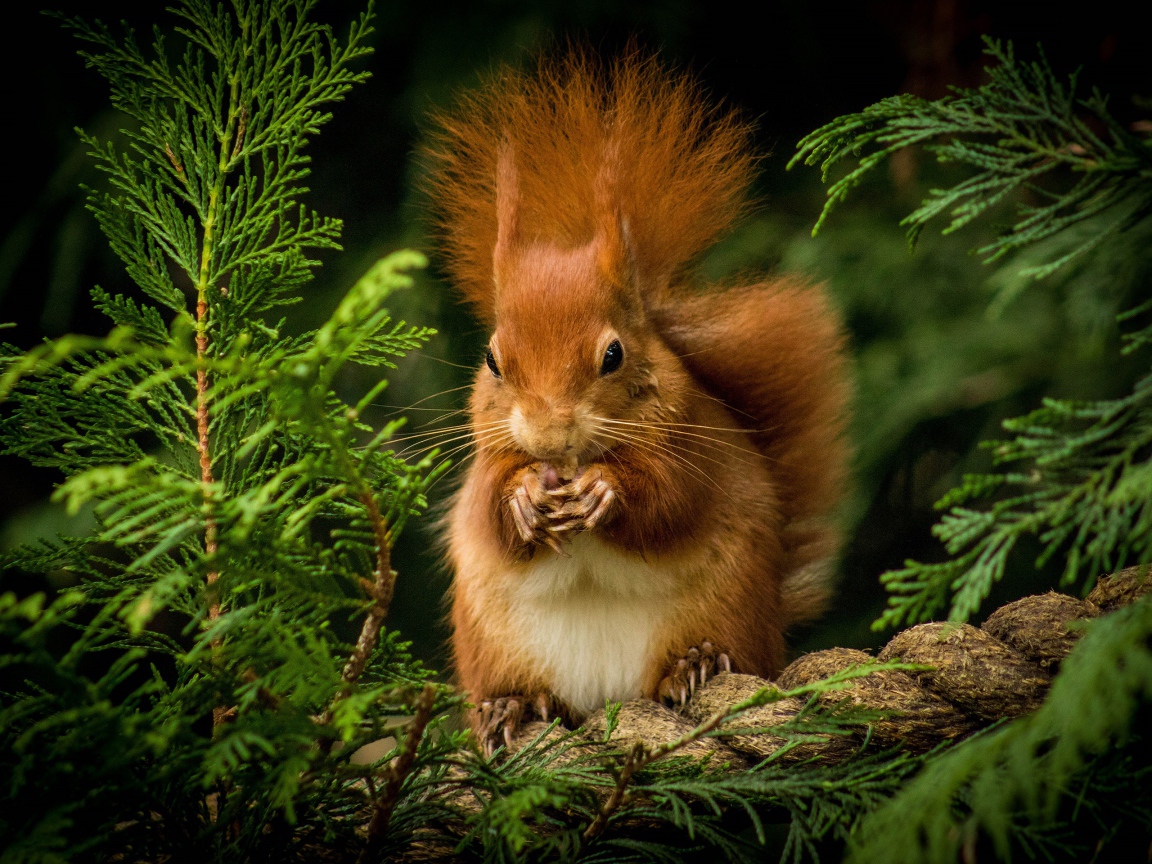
[
  {"xmin": 651, "ymin": 280, "xmax": 852, "ymax": 627},
  {"xmin": 423, "ymin": 46, "xmax": 757, "ymax": 322}
]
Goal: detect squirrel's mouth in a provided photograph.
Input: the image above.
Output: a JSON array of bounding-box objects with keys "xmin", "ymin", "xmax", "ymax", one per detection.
[
  {"xmin": 538, "ymin": 463, "xmax": 564, "ymax": 490},
  {"xmin": 537, "ymin": 457, "xmax": 594, "ymax": 489},
  {"xmin": 537, "ymin": 453, "xmax": 580, "ymax": 484}
]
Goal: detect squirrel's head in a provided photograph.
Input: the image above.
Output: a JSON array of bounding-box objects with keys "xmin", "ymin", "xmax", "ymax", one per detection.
[{"xmin": 468, "ymin": 144, "xmax": 689, "ymax": 477}]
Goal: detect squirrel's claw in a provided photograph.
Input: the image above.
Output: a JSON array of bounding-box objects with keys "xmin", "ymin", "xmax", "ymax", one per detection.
[
  {"xmin": 545, "ymin": 470, "xmax": 617, "ymax": 534},
  {"xmin": 478, "ymin": 696, "xmax": 525, "ymax": 758},
  {"xmin": 509, "ymin": 468, "xmax": 568, "ymax": 556},
  {"xmin": 541, "ymin": 532, "xmax": 568, "ymax": 556},
  {"xmin": 508, "ymin": 464, "xmax": 617, "ymax": 557},
  {"xmin": 477, "ymin": 694, "xmax": 558, "ymax": 757},
  {"xmin": 534, "ymin": 693, "xmax": 552, "ymax": 723},
  {"xmin": 658, "ymin": 641, "xmax": 733, "ymax": 712},
  {"xmin": 510, "ymin": 486, "xmax": 540, "ymax": 544}
]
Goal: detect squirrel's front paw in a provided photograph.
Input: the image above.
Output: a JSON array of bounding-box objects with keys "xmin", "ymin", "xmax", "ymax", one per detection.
[
  {"xmin": 508, "ymin": 467, "xmax": 566, "ymax": 556},
  {"xmin": 477, "ymin": 693, "xmax": 556, "ymax": 758},
  {"xmin": 508, "ymin": 464, "xmax": 618, "ymax": 556},
  {"xmin": 658, "ymin": 642, "xmax": 732, "ymax": 710},
  {"xmin": 546, "ymin": 466, "xmax": 617, "ymax": 536}
]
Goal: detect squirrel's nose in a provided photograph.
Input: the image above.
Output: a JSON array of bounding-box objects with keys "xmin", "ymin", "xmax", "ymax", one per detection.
[{"xmin": 511, "ymin": 401, "xmax": 578, "ymax": 462}]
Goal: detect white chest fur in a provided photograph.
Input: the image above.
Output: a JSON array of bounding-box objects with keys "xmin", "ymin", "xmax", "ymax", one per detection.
[{"xmin": 504, "ymin": 534, "xmax": 680, "ymax": 715}]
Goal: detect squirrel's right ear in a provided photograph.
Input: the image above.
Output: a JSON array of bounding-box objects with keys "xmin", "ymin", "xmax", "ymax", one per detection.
[{"xmin": 492, "ymin": 139, "xmax": 521, "ymax": 287}]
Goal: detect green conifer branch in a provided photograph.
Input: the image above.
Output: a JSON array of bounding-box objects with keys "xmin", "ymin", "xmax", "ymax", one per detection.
[
  {"xmin": 792, "ymin": 38, "xmax": 1152, "ymax": 280},
  {"xmin": 794, "ymin": 37, "xmax": 1152, "ymax": 629},
  {"xmin": 786, "ymin": 35, "xmax": 1152, "ymax": 861},
  {"xmin": 0, "ymin": 3, "xmax": 462, "ymax": 857}
]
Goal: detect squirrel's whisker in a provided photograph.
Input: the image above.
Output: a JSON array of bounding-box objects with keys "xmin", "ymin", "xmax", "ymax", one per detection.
[
  {"xmin": 384, "ymin": 424, "xmax": 478, "ymax": 446},
  {"xmin": 599, "ymin": 427, "xmax": 777, "ymax": 467},
  {"xmin": 395, "ymin": 430, "xmax": 491, "ymax": 459},
  {"xmin": 424, "ymin": 450, "xmax": 479, "ymax": 494},
  {"xmin": 408, "ymin": 350, "xmax": 482, "ymax": 371},
  {"xmin": 369, "ymin": 404, "xmax": 465, "ymax": 413},
  {"xmin": 371, "ymin": 382, "xmax": 474, "ymax": 413},
  {"xmin": 594, "ymin": 415, "xmax": 769, "ymax": 435},
  {"xmin": 385, "ymin": 419, "xmax": 507, "ymax": 449},
  {"xmin": 414, "ymin": 408, "xmax": 471, "ymax": 429},
  {"xmin": 591, "ymin": 424, "xmax": 730, "ymax": 499},
  {"xmin": 432, "ymin": 440, "xmax": 486, "ymax": 463},
  {"xmin": 423, "ymin": 427, "xmax": 514, "ymax": 472},
  {"xmin": 590, "ymin": 416, "xmax": 763, "ymax": 469}
]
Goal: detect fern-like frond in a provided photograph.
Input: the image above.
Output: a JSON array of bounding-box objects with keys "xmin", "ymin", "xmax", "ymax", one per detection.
[{"xmin": 792, "ymin": 38, "xmax": 1152, "ymax": 281}]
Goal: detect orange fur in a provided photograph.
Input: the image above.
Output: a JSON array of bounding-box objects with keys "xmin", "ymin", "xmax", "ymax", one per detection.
[{"xmin": 426, "ymin": 48, "xmax": 850, "ymax": 726}]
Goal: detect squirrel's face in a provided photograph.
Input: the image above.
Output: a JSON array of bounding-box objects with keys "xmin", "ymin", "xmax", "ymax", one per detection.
[{"xmin": 470, "ymin": 240, "xmax": 682, "ymax": 477}]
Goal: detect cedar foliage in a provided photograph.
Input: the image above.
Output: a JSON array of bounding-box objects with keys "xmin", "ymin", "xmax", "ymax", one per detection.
[
  {"xmin": 2, "ymin": 8, "xmax": 1151, "ymax": 864},
  {"xmin": 795, "ymin": 39, "xmax": 1152, "ymax": 630},
  {"xmin": 0, "ymin": 1, "xmax": 464, "ymax": 859},
  {"xmin": 793, "ymin": 37, "xmax": 1152, "ymax": 861}
]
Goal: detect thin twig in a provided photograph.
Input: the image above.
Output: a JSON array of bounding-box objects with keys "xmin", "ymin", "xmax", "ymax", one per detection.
[
  {"xmin": 197, "ymin": 296, "xmax": 218, "ymax": 603},
  {"xmin": 164, "ymin": 142, "xmax": 187, "ymax": 185},
  {"xmin": 582, "ymin": 700, "xmax": 746, "ymax": 842},
  {"xmin": 319, "ymin": 490, "xmax": 395, "ymax": 730},
  {"xmin": 358, "ymin": 683, "xmax": 438, "ymax": 862},
  {"xmin": 231, "ymin": 105, "xmax": 249, "ymax": 159},
  {"xmin": 342, "ymin": 490, "xmax": 397, "ymax": 684},
  {"xmin": 197, "ymin": 288, "xmax": 226, "ymax": 729},
  {"xmin": 340, "ymin": 490, "xmax": 396, "ymax": 686}
]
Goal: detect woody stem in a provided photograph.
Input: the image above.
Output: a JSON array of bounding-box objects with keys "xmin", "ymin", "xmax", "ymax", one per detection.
[
  {"xmin": 341, "ymin": 490, "xmax": 395, "ymax": 686},
  {"xmin": 198, "ymin": 68, "xmax": 241, "ymax": 729},
  {"xmin": 318, "ymin": 489, "xmax": 395, "ymax": 735},
  {"xmin": 582, "ymin": 702, "xmax": 743, "ymax": 843},
  {"xmin": 197, "ymin": 298, "xmax": 217, "ymax": 587},
  {"xmin": 357, "ymin": 683, "xmax": 437, "ymax": 862}
]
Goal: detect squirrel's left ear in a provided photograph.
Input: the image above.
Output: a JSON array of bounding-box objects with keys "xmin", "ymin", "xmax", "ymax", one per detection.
[
  {"xmin": 593, "ymin": 147, "xmax": 640, "ymax": 308},
  {"xmin": 595, "ymin": 208, "xmax": 643, "ymax": 319},
  {"xmin": 493, "ymin": 139, "xmax": 521, "ymax": 288},
  {"xmin": 594, "ymin": 209, "xmax": 634, "ymax": 280}
]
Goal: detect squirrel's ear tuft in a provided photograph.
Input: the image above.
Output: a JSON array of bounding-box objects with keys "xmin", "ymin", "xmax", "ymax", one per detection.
[{"xmin": 493, "ymin": 139, "xmax": 521, "ymax": 288}]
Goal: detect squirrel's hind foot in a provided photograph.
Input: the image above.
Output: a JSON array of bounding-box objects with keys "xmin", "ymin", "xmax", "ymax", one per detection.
[
  {"xmin": 477, "ymin": 693, "xmax": 556, "ymax": 757},
  {"xmin": 658, "ymin": 642, "xmax": 732, "ymax": 710}
]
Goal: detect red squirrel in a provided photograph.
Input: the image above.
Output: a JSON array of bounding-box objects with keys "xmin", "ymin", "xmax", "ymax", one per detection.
[{"xmin": 425, "ymin": 49, "xmax": 850, "ymax": 752}]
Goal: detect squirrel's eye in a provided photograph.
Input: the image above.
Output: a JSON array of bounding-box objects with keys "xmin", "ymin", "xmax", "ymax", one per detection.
[
  {"xmin": 485, "ymin": 348, "xmax": 501, "ymax": 379},
  {"xmin": 600, "ymin": 339, "xmax": 624, "ymax": 375}
]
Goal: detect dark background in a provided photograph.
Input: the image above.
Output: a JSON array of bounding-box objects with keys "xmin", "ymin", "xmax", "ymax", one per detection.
[{"xmin": 2, "ymin": 0, "xmax": 1149, "ymax": 670}]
